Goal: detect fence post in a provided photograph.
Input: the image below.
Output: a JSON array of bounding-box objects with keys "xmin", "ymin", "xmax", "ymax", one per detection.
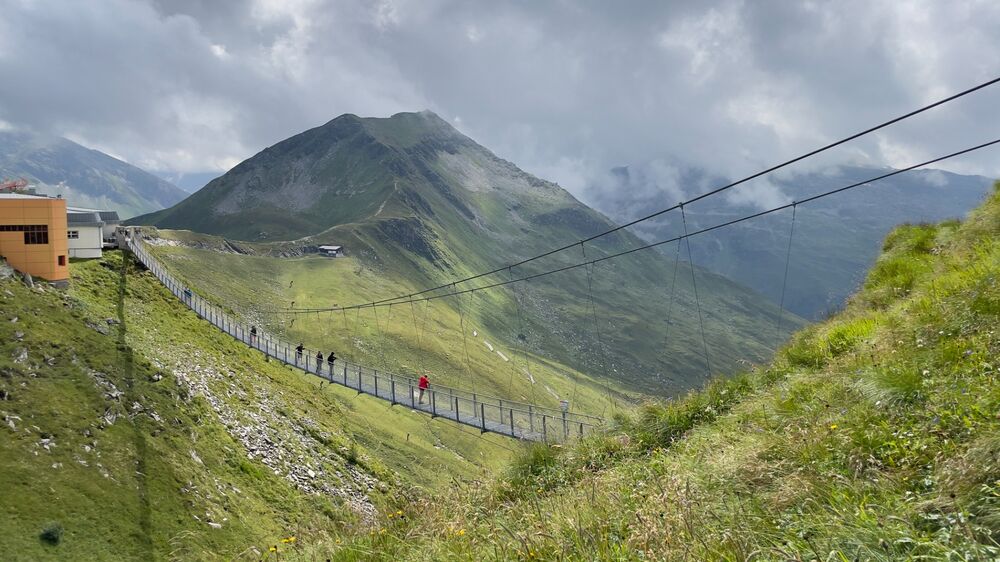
[
  {"xmin": 529, "ymin": 405, "xmax": 534, "ymax": 434},
  {"xmin": 431, "ymin": 391, "xmax": 437, "ymax": 417},
  {"xmin": 472, "ymin": 393, "xmax": 478, "ymax": 418},
  {"xmin": 357, "ymin": 367, "xmax": 362, "ymax": 392},
  {"xmin": 562, "ymin": 410, "xmax": 569, "ymax": 440},
  {"xmin": 409, "ymin": 383, "xmax": 415, "ymax": 408},
  {"xmin": 579, "ymin": 422, "xmax": 584, "ymax": 437},
  {"xmin": 509, "ymin": 408, "xmax": 515, "ymax": 435},
  {"xmin": 480, "ymin": 403, "xmax": 487, "ymax": 431},
  {"xmin": 454, "ymin": 396, "xmax": 460, "ymax": 419},
  {"xmin": 391, "ymin": 380, "xmax": 396, "ymax": 404},
  {"xmin": 343, "ymin": 365, "xmax": 348, "ymax": 386},
  {"xmin": 374, "ymin": 371, "xmax": 379, "ymax": 397},
  {"xmin": 542, "ymin": 415, "xmax": 548, "ymax": 443}
]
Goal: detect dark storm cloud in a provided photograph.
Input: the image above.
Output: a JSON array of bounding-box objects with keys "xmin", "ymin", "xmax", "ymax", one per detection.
[{"xmin": 1, "ymin": 0, "xmax": 998, "ymax": 203}]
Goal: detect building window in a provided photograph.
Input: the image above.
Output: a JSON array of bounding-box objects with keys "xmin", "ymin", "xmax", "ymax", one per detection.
[
  {"xmin": 23, "ymin": 225, "xmax": 49, "ymax": 245},
  {"xmin": 58, "ymin": 255, "xmax": 66, "ymax": 266},
  {"xmin": 1, "ymin": 224, "xmax": 49, "ymax": 242},
  {"xmin": 68, "ymin": 230, "xmax": 79, "ymax": 239}
]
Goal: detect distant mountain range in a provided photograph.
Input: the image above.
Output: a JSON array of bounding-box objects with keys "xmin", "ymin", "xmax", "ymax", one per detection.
[
  {"xmin": 153, "ymin": 171, "xmax": 222, "ymax": 193},
  {"xmin": 0, "ymin": 130, "xmax": 187, "ymax": 218},
  {"xmin": 131, "ymin": 111, "xmax": 803, "ymax": 394},
  {"xmin": 588, "ymin": 163, "xmax": 995, "ymax": 319}
]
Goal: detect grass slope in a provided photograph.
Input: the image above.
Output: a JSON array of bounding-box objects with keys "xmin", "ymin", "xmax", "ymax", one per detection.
[
  {"xmin": 0, "ymin": 251, "xmax": 516, "ymax": 561},
  {"xmin": 132, "ymin": 111, "xmax": 803, "ymax": 395},
  {"xmin": 292, "ymin": 181, "xmax": 1000, "ymax": 559}
]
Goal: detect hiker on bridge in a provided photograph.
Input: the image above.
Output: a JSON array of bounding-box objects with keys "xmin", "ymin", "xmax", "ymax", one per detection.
[
  {"xmin": 315, "ymin": 351, "xmax": 323, "ymax": 372},
  {"xmin": 327, "ymin": 351, "xmax": 337, "ymax": 376},
  {"xmin": 183, "ymin": 287, "xmax": 193, "ymax": 302},
  {"xmin": 418, "ymin": 374, "xmax": 430, "ymax": 404},
  {"xmin": 249, "ymin": 325, "xmax": 258, "ymax": 346},
  {"xmin": 295, "ymin": 343, "xmax": 304, "ymax": 364}
]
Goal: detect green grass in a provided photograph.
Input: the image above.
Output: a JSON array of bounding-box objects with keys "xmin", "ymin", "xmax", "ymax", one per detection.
[
  {"xmin": 273, "ymin": 181, "xmax": 1000, "ymax": 559},
  {"xmin": 150, "ymin": 243, "xmax": 622, "ymax": 416},
  {"xmin": 0, "ymin": 250, "xmax": 520, "ymax": 560}
]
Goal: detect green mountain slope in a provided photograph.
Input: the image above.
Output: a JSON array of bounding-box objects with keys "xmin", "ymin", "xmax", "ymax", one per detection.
[
  {"xmin": 595, "ymin": 164, "xmax": 994, "ymax": 319},
  {"xmin": 0, "ymin": 131, "xmax": 188, "ymax": 218},
  {"xmin": 132, "ymin": 111, "xmax": 803, "ymax": 396},
  {"xmin": 0, "ymin": 252, "xmax": 515, "ymax": 560},
  {"xmin": 340, "ymin": 180, "xmax": 1000, "ymax": 560}
]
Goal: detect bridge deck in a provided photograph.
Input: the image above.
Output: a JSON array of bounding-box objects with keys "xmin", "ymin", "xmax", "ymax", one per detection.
[{"xmin": 121, "ymin": 229, "xmax": 602, "ymax": 442}]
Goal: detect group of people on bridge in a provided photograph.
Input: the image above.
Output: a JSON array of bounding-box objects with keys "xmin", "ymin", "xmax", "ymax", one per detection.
[{"xmin": 249, "ymin": 329, "xmax": 432, "ymax": 404}]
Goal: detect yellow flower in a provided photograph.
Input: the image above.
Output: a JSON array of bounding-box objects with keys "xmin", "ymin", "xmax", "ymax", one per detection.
[
  {"xmin": 269, "ymin": 546, "xmax": 277, "ymax": 552},
  {"xmin": 396, "ymin": 510, "xmax": 403, "ymax": 516},
  {"xmin": 457, "ymin": 529, "xmax": 466, "ymax": 537},
  {"xmin": 335, "ymin": 538, "xmax": 342, "ymax": 545},
  {"xmin": 280, "ymin": 536, "xmax": 296, "ymax": 544},
  {"xmin": 829, "ymin": 424, "xmax": 838, "ymax": 430}
]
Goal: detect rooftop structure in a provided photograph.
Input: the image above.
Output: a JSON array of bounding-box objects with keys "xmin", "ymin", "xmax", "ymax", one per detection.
[{"xmin": 318, "ymin": 245, "xmax": 344, "ymax": 257}]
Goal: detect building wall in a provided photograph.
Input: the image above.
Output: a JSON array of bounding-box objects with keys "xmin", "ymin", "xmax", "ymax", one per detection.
[
  {"xmin": 0, "ymin": 198, "xmax": 69, "ymax": 282},
  {"xmin": 68, "ymin": 225, "xmax": 103, "ymax": 258}
]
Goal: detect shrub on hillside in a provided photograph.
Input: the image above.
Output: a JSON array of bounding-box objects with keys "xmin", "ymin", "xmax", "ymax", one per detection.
[{"xmin": 39, "ymin": 522, "xmax": 62, "ymax": 546}]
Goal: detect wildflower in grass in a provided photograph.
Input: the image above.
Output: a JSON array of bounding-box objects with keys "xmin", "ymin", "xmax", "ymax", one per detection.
[
  {"xmin": 829, "ymin": 424, "xmax": 838, "ymax": 430},
  {"xmin": 335, "ymin": 538, "xmax": 342, "ymax": 545},
  {"xmin": 269, "ymin": 546, "xmax": 277, "ymax": 552},
  {"xmin": 280, "ymin": 536, "xmax": 296, "ymax": 544}
]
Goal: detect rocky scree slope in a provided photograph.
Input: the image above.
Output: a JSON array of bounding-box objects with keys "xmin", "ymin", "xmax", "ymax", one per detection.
[{"xmin": 0, "ymin": 251, "xmax": 444, "ymax": 560}]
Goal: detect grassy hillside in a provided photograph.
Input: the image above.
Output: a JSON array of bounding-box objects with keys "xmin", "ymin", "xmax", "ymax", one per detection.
[
  {"xmin": 0, "ymin": 251, "xmax": 518, "ymax": 560},
  {"xmin": 597, "ymin": 164, "xmax": 994, "ymax": 319},
  {"xmin": 302, "ymin": 181, "xmax": 1000, "ymax": 560},
  {"xmin": 132, "ymin": 111, "xmax": 803, "ymax": 395}
]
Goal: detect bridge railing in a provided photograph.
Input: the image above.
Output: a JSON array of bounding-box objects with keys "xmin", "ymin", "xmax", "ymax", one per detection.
[{"xmin": 120, "ymin": 229, "xmax": 603, "ymax": 442}]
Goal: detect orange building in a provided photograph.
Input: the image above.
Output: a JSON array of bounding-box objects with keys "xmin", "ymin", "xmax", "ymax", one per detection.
[{"xmin": 0, "ymin": 194, "xmax": 69, "ymax": 283}]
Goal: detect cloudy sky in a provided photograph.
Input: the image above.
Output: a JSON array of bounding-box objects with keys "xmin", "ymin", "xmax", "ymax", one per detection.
[{"xmin": 2, "ymin": 0, "xmax": 999, "ymax": 204}]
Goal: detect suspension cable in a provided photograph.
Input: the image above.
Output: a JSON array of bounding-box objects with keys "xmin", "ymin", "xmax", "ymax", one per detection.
[
  {"xmin": 681, "ymin": 204, "xmax": 712, "ymax": 376},
  {"xmin": 457, "ymin": 287, "xmax": 475, "ymax": 394},
  {"xmin": 264, "ymin": 137, "xmax": 1000, "ymax": 315},
  {"xmin": 263, "ymin": 76, "xmax": 1000, "ymax": 315},
  {"xmin": 775, "ymin": 203, "xmax": 798, "ymax": 348},
  {"xmin": 510, "ymin": 268, "xmax": 537, "ymax": 404},
  {"xmin": 661, "ymin": 236, "xmax": 683, "ymax": 386},
  {"xmin": 585, "ymin": 260, "xmax": 616, "ymax": 414}
]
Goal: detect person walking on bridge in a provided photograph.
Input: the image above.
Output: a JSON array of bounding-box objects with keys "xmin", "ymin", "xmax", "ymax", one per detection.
[
  {"xmin": 295, "ymin": 343, "xmax": 304, "ymax": 364},
  {"xmin": 249, "ymin": 325, "xmax": 258, "ymax": 346},
  {"xmin": 418, "ymin": 374, "xmax": 430, "ymax": 404},
  {"xmin": 327, "ymin": 351, "xmax": 337, "ymax": 377},
  {"xmin": 315, "ymin": 351, "xmax": 323, "ymax": 373}
]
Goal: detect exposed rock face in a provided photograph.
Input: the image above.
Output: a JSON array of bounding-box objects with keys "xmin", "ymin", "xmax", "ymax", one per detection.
[{"xmin": 147, "ymin": 346, "xmax": 381, "ymax": 523}]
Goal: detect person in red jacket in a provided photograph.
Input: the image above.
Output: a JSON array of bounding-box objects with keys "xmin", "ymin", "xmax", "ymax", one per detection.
[{"xmin": 418, "ymin": 374, "xmax": 430, "ymax": 404}]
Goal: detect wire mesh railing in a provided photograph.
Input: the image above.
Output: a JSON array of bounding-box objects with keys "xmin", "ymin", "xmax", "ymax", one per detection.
[{"xmin": 120, "ymin": 228, "xmax": 604, "ymax": 442}]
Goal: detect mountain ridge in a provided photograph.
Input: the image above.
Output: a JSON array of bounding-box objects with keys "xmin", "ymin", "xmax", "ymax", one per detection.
[
  {"xmin": 587, "ymin": 161, "xmax": 995, "ymax": 318},
  {"xmin": 0, "ymin": 130, "xmax": 188, "ymax": 218},
  {"xmin": 130, "ymin": 111, "xmax": 804, "ymax": 396}
]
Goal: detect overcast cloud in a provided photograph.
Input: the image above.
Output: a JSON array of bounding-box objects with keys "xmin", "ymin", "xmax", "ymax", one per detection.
[{"xmin": 1, "ymin": 0, "xmax": 999, "ymax": 205}]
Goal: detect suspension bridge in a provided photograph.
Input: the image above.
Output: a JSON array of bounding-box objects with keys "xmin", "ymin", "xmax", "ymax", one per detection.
[
  {"xmin": 122, "ymin": 229, "xmax": 604, "ymax": 442},
  {"xmin": 121, "ymin": 75, "xmax": 1000, "ymax": 443}
]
